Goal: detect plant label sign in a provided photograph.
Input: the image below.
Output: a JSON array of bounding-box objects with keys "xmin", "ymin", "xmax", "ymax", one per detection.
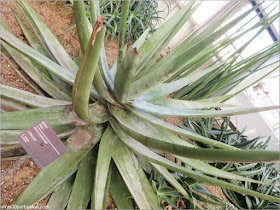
[{"xmin": 17, "ymin": 120, "xmax": 67, "ymax": 169}]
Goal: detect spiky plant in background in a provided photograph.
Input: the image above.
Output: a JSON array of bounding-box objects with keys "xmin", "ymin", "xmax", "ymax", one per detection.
[
  {"xmin": 63, "ymin": 0, "xmax": 167, "ymax": 43},
  {"xmin": 93, "ymin": 0, "xmax": 168, "ymax": 42},
  {"xmin": 1, "ymin": 0, "xmax": 280, "ymax": 209},
  {"xmin": 182, "ymin": 117, "xmax": 280, "ymax": 209}
]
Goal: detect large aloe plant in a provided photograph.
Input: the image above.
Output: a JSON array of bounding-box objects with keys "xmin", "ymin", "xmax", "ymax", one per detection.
[{"xmin": 1, "ymin": 1, "xmax": 280, "ymax": 208}]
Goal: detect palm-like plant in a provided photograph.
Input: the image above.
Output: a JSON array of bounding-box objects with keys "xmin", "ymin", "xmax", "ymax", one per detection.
[{"xmin": 1, "ymin": 1, "xmax": 280, "ymax": 209}]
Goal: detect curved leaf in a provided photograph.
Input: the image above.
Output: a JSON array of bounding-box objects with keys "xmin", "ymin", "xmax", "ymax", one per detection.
[
  {"xmin": 110, "ymin": 122, "xmax": 279, "ymax": 204},
  {"xmin": 72, "ymin": 19, "xmax": 105, "ymax": 123},
  {"xmin": 110, "ymin": 108, "xmax": 279, "ymax": 163}
]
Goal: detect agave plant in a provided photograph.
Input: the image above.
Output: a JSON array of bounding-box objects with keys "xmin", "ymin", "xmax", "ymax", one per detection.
[{"xmin": 1, "ymin": 1, "xmax": 280, "ymax": 209}]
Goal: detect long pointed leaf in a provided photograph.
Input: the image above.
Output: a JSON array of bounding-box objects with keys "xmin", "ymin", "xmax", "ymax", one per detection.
[
  {"xmin": 117, "ymin": 0, "xmax": 130, "ymax": 64},
  {"xmin": 13, "ymin": 11, "xmax": 51, "ymax": 78},
  {"xmin": 109, "ymin": 105, "xmax": 277, "ymax": 182},
  {"xmin": 154, "ymin": 1, "xmax": 252, "ymax": 83},
  {"xmin": 112, "ymin": 134, "xmax": 162, "ymax": 209},
  {"xmin": 138, "ymin": 1, "xmax": 199, "ymax": 77},
  {"xmin": 74, "ymin": 1, "xmax": 90, "ymax": 54},
  {"xmin": 0, "ymin": 28, "xmax": 75, "ymax": 84},
  {"xmin": 46, "ymin": 175, "xmax": 75, "ymax": 210},
  {"xmin": 109, "ymin": 105, "xmax": 279, "ymax": 163},
  {"xmin": 136, "ymin": 63, "xmax": 223, "ymax": 101},
  {"xmin": 150, "ymin": 98, "xmax": 234, "ymax": 109},
  {"xmin": 1, "ymin": 85, "xmax": 70, "ymax": 108},
  {"xmin": 110, "ymin": 122, "xmax": 280, "ymax": 204},
  {"xmin": 109, "ymin": 163, "xmax": 134, "ymax": 210},
  {"xmin": 137, "ymin": 1, "xmax": 197, "ymax": 72},
  {"xmin": 67, "ymin": 147, "xmax": 97, "ymax": 210},
  {"xmin": 2, "ymin": 41, "xmax": 71, "ymax": 100},
  {"xmin": 15, "ymin": 2, "xmax": 53, "ymax": 59},
  {"xmin": 20, "ymin": 0, "xmax": 78, "ymax": 72},
  {"xmin": 130, "ymin": 99, "xmax": 278, "ymax": 118},
  {"xmin": 16, "ymin": 2, "xmax": 73, "ymax": 93},
  {"xmin": 92, "ymin": 126, "xmax": 118, "ymax": 209},
  {"xmin": 129, "ymin": 5, "xmax": 258, "ymax": 99}
]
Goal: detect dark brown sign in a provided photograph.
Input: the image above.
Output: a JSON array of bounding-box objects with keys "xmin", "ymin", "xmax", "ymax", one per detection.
[{"xmin": 17, "ymin": 120, "xmax": 67, "ymax": 169}]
